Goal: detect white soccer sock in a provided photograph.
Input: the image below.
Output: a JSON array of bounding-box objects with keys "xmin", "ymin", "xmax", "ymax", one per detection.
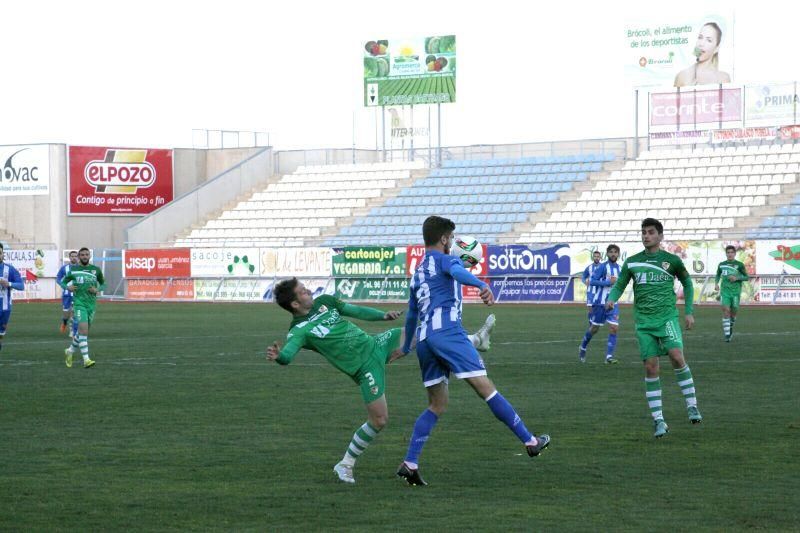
[
  {"xmin": 722, "ymin": 318, "xmax": 731, "ymax": 337},
  {"xmin": 468, "ymin": 334, "xmax": 478, "ymax": 347},
  {"xmin": 78, "ymin": 335, "xmax": 89, "ymax": 362}
]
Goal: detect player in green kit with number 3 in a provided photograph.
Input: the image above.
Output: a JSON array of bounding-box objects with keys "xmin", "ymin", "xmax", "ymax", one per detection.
[
  {"xmin": 266, "ymin": 277, "xmax": 493, "ymax": 484},
  {"xmin": 60, "ymin": 247, "xmax": 105, "ymax": 368},
  {"xmin": 715, "ymin": 245, "xmax": 749, "ymax": 342},
  {"xmin": 606, "ymin": 219, "xmax": 702, "ymax": 438}
]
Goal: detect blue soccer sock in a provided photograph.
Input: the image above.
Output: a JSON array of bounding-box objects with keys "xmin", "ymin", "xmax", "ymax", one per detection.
[
  {"xmin": 71, "ymin": 319, "xmax": 79, "ymax": 337},
  {"xmin": 580, "ymin": 329, "xmax": 593, "ymax": 351},
  {"xmin": 606, "ymin": 333, "xmax": 617, "ymax": 358},
  {"xmin": 404, "ymin": 409, "xmax": 439, "ymax": 467},
  {"xmin": 486, "ymin": 391, "xmax": 533, "ymax": 444}
]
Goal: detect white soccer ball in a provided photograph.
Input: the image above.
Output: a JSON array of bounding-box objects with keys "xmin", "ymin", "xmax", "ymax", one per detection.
[{"xmin": 451, "ymin": 235, "xmax": 483, "ymax": 268}]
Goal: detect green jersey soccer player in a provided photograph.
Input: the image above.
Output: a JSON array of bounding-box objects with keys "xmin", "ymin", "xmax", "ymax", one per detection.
[
  {"xmin": 715, "ymin": 245, "xmax": 749, "ymax": 342},
  {"xmin": 59, "ymin": 247, "xmax": 105, "ymax": 369},
  {"xmin": 606, "ymin": 218, "xmax": 702, "ymax": 438}
]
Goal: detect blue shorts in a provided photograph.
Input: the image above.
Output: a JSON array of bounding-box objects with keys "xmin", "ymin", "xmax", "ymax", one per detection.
[
  {"xmin": 62, "ymin": 292, "xmax": 74, "ymax": 312},
  {"xmin": 588, "ymin": 304, "xmax": 619, "ymax": 326},
  {"xmin": 416, "ymin": 327, "xmax": 487, "ymax": 388},
  {"xmin": 0, "ymin": 309, "xmax": 10, "ymax": 335}
]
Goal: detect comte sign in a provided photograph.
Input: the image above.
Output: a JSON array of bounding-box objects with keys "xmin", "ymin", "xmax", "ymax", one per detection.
[{"xmin": 68, "ymin": 146, "xmax": 173, "ymax": 215}]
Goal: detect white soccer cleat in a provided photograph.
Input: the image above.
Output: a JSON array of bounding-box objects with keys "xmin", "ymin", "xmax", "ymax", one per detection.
[
  {"xmin": 475, "ymin": 314, "xmax": 496, "ymax": 352},
  {"xmin": 333, "ymin": 462, "xmax": 355, "ymax": 484}
]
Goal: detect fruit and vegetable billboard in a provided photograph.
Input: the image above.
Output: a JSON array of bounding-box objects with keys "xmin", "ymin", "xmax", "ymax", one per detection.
[{"xmin": 363, "ymin": 35, "xmax": 456, "ymax": 107}]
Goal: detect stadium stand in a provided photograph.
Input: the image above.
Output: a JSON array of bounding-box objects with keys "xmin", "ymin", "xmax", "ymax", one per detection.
[
  {"xmin": 174, "ymin": 160, "xmax": 426, "ymax": 248},
  {"xmin": 325, "ymin": 153, "xmax": 616, "ymax": 246},
  {"xmin": 517, "ymin": 143, "xmax": 800, "ymax": 242},
  {"xmin": 748, "ymin": 192, "xmax": 800, "ymax": 239}
]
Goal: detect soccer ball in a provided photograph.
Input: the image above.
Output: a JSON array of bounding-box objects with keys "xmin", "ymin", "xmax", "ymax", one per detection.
[{"xmin": 451, "ymin": 235, "xmax": 483, "ymax": 268}]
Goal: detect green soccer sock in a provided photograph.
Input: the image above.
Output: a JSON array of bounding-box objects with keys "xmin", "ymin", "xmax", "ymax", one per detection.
[
  {"xmin": 675, "ymin": 365, "xmax": 697, "ymax": 408},
  {"xmin": 341, "ymin": 422, "xmax": 381, "ymax": 466},
  {"xmin": 645, "ymin": 377, "xmax": 663, "ymax": 421}
]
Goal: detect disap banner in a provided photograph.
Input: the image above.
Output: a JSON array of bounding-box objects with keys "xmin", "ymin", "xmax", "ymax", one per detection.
[
  {"xmin": 486, "ymin": 244, "xmax": 573, "ymax": 302},
  {"xmin": 363, "ymin": 35, "xmax": 456, "ymax": 106}
]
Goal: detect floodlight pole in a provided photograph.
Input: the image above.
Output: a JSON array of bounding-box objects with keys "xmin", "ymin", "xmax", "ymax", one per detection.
[
  {"xmin": 437, "ymin": 102, "xmax": 442, "ymax": 167},
  {"xmin": 381, "ymin": 107, "xmax": 386, "ymax": 162},
  {"xmin": 634, "ymin": 89, "xmax": 639, "ymax": 158}
]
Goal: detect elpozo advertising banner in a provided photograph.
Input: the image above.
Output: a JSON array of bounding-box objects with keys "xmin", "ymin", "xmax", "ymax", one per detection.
[
  {"xmin": 68, "ymin": 146, "xmax": 173, "ymax": 215},
  {"xmin": 0, "ymin": 145, "xmax": 50, "ymax": 196},
  {"xmin": 486, "ymin": 244, "xmax": 573, "ymax": 302},
  {"xmin": 364, "ymin": 35, "xmax": 456, "ymax": 107},
  {"xmin": 625, "ymin": 12, "xmax": 734, "ymax": 88},
  {"xmin": 123, "ymin": 248, "xmax": 191, "ymax": 278}
]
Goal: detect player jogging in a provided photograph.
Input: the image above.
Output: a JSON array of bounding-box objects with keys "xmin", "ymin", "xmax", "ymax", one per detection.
[
  {"xmin": 579, "ymin": 244, "xmax": 621, "ymax": 364},
  {"xmin": 715, "ymin": 245, "xmax": 749, "ymax": 342},
  {"xmin": 0, "ymin": 243, "xmax": 25, "ymax": 353},
  {"xmin": 266, "ymin": 277, "xmax": 497, "ymax": 484},
  {"xmin": 60, "ymin": 248, "xmax": 105, "ymax": 368},
  {"xmin": 396, "ymin": 216, "xmax": 549, "ymax": 486},
  {"xmin": 606, "ymin": 218, "xmax": 702, "ymax": 438},
  {"xmin": 56, "ymin": 250, "xmax": 80, "ymax": 335},
  {"xmin": 578, "ymin": 250, "xmax": 602, "ymax": 361}
]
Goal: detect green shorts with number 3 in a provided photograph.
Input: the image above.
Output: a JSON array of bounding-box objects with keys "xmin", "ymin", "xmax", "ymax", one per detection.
[
  {"xmin": 355, "ymin": 328, "xmax": 402, "ymax": 404},
  {"xmin": 635, "ymin": 316, "xmax": 683, "ymax": 360},
  {"xmin": 73, "ymin": 306, "xmax": 95, "ymax": 326},
  {"xmin": 720, "ymin": 292, "xmax": 741, "ymax": 310}
]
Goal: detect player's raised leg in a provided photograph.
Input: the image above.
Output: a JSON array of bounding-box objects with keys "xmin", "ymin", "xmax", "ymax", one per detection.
[{"xmin": 468, "ymin": 313, "xmax": 495, "ymax": 352}]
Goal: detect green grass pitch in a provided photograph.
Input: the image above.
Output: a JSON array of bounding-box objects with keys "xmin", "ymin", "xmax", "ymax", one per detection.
[{"xmin": 1, "ymin": 302, "xmax": 798, "ymax": 531}]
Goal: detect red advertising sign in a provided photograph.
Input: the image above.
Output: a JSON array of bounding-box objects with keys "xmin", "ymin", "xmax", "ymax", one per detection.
[
  {"xmin": 779, "ymin": 125, "xmax": 800, "ymax": 140},
  {"xmin": 123, "ymin": 248, "xmax": 191, "ymax": 278},
  {"xmin": 126, "ymin": 279, "xmax": 195, "ymax": 300},
  {"xmin": 650, "ymin": 88, "xmax": 742, "ymax": 126},
  {"xmin": 405, "ymin": 244, "xmax": 489, "ymax": 299},
  {"xmin": 68, "ymin": 146, "xmax": 173, "ymax": 215}
]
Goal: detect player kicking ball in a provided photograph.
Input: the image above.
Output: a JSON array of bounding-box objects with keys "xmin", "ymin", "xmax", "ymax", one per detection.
[
  {"xmin": 266, "ymin": 278, "xmax": 495, "ymax": 484},
  {"xmin": 396, "ymin": 216, "xmax": 549, "ymax": 486},
  {"xmin": 605, "ymin": 218, "xmax": 702, "ymax": 438}
]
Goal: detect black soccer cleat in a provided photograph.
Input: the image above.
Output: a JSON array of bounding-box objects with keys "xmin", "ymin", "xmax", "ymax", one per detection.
[
  {"xmin": 526, "ymin": 434, "xmax": 551, "ymax": 457},
  {"xmin": 396, "ymin": 462, "xmax": 427, "ymax": 486}
]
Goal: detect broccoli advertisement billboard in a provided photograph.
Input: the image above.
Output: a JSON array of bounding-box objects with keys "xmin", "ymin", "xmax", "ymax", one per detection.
[{"xmin": 363, "ymin": 35, "xmax": 456, "ymax": 107}]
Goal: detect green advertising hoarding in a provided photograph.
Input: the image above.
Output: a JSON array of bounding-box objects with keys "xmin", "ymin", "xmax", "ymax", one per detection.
[
  {"xmin": 364, "ymin": 35, "xmax": 456, "ymax": 107},
  {"xmin": 331, "ymin": 246, "xmax": 408, "ymax": 301}
]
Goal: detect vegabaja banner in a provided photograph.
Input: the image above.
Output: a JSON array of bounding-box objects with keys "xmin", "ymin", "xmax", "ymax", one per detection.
[
  {"xmin": 68, "ymin": 146, "xmax": 173, "ymax": 215},
  {"xmin": 331, "ymin": 246, "xmax": 406, "ymax": 277},
  {"xmin": 0, "ymin": 144, "xmax": 50, "ymax": 196}
]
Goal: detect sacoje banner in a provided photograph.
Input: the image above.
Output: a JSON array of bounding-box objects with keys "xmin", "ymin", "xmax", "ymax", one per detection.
[
  {"xmin": 331, "ymin": 246, "xmax": 406, "ymax": 277},
  {"xmin": 68, "ymin": 146, "xmax": 173, "ymax": 216},
  {"xmin": 190, "ymin": 248, "xmax": 259, "ymax": 277},
  {"xmin": 123, "ymin": 248, "xmax": 191, "ymax": 278},
  {"xmin": 486, "ymin": 244, "xmax": 572, "ymax": 302}
]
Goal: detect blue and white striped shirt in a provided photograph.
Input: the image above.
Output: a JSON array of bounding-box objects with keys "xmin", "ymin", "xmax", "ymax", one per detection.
[
  {"xmin": 56, "ymin": 264, "xmax": 74, "ymax": 297},
  {"xmin": 582, "ymin": 262, "xmax": 601, "ymax": 306},
  {"xmin": 589, "ymin": 260, "xmax": 621, "ymax": 306},
  {"xmin": 408, "ymin": 250, "xmax": 465, "ymax": 342},
  {"xmin": 1, "ymin": 262, "xmax": 24, "ymax": 311}
]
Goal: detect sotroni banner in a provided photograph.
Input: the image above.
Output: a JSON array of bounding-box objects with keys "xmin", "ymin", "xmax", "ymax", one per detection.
[
  {"xmin": 486, "ymin": 244, "xmax": 573, "ymax": 302},
  {"xmin": 123, "ymin": 248, "xmax": 191, "ymax": 278},
  {"xmin": 0, "ymin": 144, "xmax": 50, "ymax": 196},
  {"xmin": 68, "ymin": 146, "xmax": 173, "ymax": 215}
]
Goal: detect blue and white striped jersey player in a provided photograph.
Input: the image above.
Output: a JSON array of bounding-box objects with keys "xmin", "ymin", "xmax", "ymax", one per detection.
[
  {"xmin": 0, "ymin": 243, "xmax": 25, "ymax": 353},
  {"xmin": 395, "ymin": 216, "xmax": 550, "ymax": 486},
  {"xmin": 579, "ymin": 244, "xmax": 621, "ymax": 364},
  {"xmin": 56, "ymin": 250, "xmax": 80, "ymax": 336}
]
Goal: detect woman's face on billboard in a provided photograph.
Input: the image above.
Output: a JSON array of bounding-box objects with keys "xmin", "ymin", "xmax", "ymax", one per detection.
[{"xmin": 695, "ymin": 24, "xmax": 720, "ymax": 62}]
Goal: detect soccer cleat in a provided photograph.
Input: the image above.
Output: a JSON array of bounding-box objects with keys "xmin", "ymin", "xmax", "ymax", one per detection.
[
  {"xmin": 474, "ymin": 314, "xmax": 496, "ymax": 352},
  {"xmin": 604, "ymin": 357, "xmax": 619, "ymax": 365},
  {"xmin": 687, "ymin": 405, "xmax": 702, "ymax": 424},
  {"xmin": 579, "ymin": 347, "xmax": 586, "ymax": 363},
  {"xmin": 65, "ymin": 347, "xmax": 74, "ymax": 368},
  {"xmin": 84, "ymin": 359, "xmax": 96, "ymax": 369},
  {"xmin": 526, "ymin": 434, "xmax": 551, "ymax": 457},
  {"xmin": 724, "ymin": 335, "xmax": 731, "ymax": 343},
  {"xmin": 397, "ymin": 462, "xmax": 427, "ymax": 486},
  {"xmin": 653, "ymin": 419, "xmax": 669, "ymax": 438},
  {"xmin": 333, "ymin": 462, "xmax": 355, "ymax": 484},
  {"xmin": 60, "ymin": 322, "xmax": 67, "ymax": 334}
]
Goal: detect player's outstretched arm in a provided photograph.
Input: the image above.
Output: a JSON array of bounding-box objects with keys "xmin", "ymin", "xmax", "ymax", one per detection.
[
  {"xmin": 268, "ymin": 332, "xmax": 306, "ymax": 365},
  {"xmin": 340, "ymin": 302, "xmax": 395, "ymax": 321}
]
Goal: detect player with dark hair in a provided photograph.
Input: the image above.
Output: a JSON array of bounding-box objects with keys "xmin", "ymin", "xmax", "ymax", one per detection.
[
  {"xmin": 396, "ymin": 215, "xmax": 549, "ymax": 486},
  {"xmin": 60, "ymin": 247, "xmax": 104, "ymax": 368},
  {"xmin": 56, "ymin": 250, "xmax": 80, "ymax": 335},
  {"xmin": 267, "ymin": 275, "xmax": 497, "ymax": 484},
  {"xmin": 580, "ymin": 244, "xmax": 622, "ymax": 364},
  {"xmin": 606, "ymin": 218, "xmax": 701, "ymax": 438},
  {"xmin": 715, "ymin": 245, "xmax": 749, "ymax": 342},
  {"xmin": 0, "ymin": 243, "xmax": 25, "ymax": 353}
]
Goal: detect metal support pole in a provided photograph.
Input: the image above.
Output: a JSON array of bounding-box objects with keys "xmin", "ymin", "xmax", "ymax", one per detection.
[
  {"xmin": 634, "ymin": 89, "xmax": 639, "ymax": 158},
  {"xmin": 437, "ymin": 103, "xmax": 442, "ymax": 167}
]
